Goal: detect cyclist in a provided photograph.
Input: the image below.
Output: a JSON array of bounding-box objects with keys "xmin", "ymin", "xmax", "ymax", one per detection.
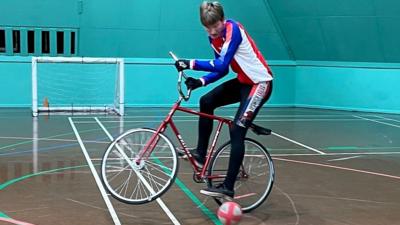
[{"xmin": 175, "ymin": 1, "xmax": 273, "ymax": 199}]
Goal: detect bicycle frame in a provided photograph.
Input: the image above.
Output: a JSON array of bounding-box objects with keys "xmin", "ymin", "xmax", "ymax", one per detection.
[
  {"xmin": 139, "ymin": 96, "xmax": 232, "ymax": 180},
  {"xmin": 101, "ymin": 52, "xmax": 274, "ymax": 211},
  {"xmin": 135, "ymin": 51, "xmax": 240, "ymax": 181}
]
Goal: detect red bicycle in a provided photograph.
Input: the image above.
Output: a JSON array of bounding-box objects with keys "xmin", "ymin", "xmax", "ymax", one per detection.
[{"xmin": 101, "ymin": 52, "xmax": 275, "ymax": 213}]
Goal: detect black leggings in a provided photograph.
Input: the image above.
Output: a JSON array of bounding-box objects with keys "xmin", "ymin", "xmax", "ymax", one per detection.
[{"xmin": 196, "ymin": 78, "xmax": 272, "ymax": 190}]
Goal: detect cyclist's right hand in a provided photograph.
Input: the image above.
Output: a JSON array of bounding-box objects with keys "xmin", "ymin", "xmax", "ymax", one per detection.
[{"xmin": 185, "ymin": 77, "xmax": 203, "ymax": 90}]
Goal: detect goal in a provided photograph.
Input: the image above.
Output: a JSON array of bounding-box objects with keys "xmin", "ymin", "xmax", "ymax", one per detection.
[{"xmin": 32, "ymin": 57, "xmax": 124, "ymax": 116}]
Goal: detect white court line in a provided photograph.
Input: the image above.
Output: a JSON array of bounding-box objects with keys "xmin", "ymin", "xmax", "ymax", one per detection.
[
  {"xmin": 271, "ymin": 146, "xmax": 400, "ymax": 151},
  {"xmin": 0, "ymin": 136, "xmax": 108, "ymax": 144},
  {"xmin": 354, "ymin": 115, "xmax": 400, "ymax": 128},
  {"xmin": 271, "ymin": 132, "xmax": 326, "ymax": 155},
  {"xmin": 66, "ymin": 198, "xmax": 139, "ymax": 219},
  {"xmin": 68, "ymin": 117, "xmax": 121, "ymax": 225},
  {"xmin": 72, "ymin": 117, "xmax": 380, "ymax": 124},
  {"xmin": 327, "ymin": 155, "xmax": 362, "ymax": 162},
  {"xmin": 74, "ymin": 119, "xmax": 197, "ymax": 124},
  {"xmin": 94, "ymin": 117, "xmax": 181, "ymax": 225},
  {"xmin": 88, "ymin": 151, "xmax": 400, "ymax": 159},
  {"xmin": 374, "ymin": 115, "xmax": 400, "ymax": 123},
  {"xmin": 117, "ymin": 114, "xmax": 362, "ymax": 118},
  {"xmin": 274, "ymin": 157, "xmax": 400, "ymax": 180},
  {"xmin": 273, "ymin": 151, "xmax": 400, "ymax": 157},
  {"xmin": 74, "ymin": 118, "xmax": 375, "ymax": 123},
  {"xmin": 71, "ymin": 114, "xmax": 377, "ymax": 119}
]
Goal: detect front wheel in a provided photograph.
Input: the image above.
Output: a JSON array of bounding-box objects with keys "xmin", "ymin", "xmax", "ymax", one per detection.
[
  {"xmin": 207, "ymin": 138, "xmax": 275, "ymax": 213},
  {"xmin": 101, "ymin": 128, "xmax": 179, "ymax": 204}
]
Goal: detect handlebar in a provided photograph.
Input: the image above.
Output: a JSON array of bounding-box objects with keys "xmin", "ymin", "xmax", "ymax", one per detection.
[{"xmin": 169, "ymin": 51, "xmax": 192, "ymax": 101}]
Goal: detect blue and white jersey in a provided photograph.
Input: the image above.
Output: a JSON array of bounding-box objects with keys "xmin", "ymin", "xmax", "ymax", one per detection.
[{"xmin": 191, "ymin": 19, "xmax": 273, "ymax": 85}]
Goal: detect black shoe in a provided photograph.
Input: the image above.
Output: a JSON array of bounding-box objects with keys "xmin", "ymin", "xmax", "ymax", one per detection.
[
  {"xmin": 176, "ymin": 147, "xmax": 187, "ymax": 158},
  {"xmin": 176, "ymin": 148, "xmax": 205, "ymax": 168},
  {"xmin": 200, "ymin": 183, "xmax": 234, "ymax": 200},
  {"xmin": 189, "ymin": 149, "xmax": 205, "ymax": 168}
]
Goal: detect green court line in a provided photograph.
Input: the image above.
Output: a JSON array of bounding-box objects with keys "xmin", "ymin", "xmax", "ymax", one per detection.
[
  {"xmin": 0, "ymin": 162, "xmax": 221, "ymax": 224},
  {"xmin": 0, "ymin": 164, "xmax": 89, "ymax": 190},
  {"xmin": 152, "ymin": 158, "xmax": 221, "ymax": 225},
  {"xmin": 174, "ymin": 178, "xmax": 221, "ymax": 225},
  {"xmin": 0, "ymin": 118, "xmax": 220, "ymax": 224},
  {"xmin": 0, "ymin": 165, "xmax": 90, "ymax": 222},
  {"xmin": 0, "ymin": 211, "xmax": 10, "ymax": 218}
]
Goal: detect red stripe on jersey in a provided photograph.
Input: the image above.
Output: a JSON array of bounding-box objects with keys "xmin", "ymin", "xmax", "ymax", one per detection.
[
  {"xmin": 231, "ymin": 59, "xmax": 255, "ymax": 85},
  {"xmin": 225, "ymin": 22, "xmax": 233, "ymax": 43}
]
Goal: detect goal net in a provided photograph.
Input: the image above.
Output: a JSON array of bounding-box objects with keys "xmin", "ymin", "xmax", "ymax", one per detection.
[{"xmin": 32, "ymin": 57, "xmax": 124, "ymax": 116}]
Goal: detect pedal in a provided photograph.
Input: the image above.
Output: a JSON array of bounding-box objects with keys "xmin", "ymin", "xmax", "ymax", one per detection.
[{"xmin": 216, "ymin": 195, "xmax": 233, "ymax": 202}]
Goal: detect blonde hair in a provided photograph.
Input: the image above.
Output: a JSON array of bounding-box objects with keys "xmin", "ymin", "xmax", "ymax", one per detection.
[{"xmin": 200, "ymin": 1, "xmax": 224, "ymax": 26}]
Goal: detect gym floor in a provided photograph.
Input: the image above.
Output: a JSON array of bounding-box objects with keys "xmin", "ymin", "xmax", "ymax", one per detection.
[{"xmin": 1, "ymin": 107, "xmax": 399, "ymax": 225}]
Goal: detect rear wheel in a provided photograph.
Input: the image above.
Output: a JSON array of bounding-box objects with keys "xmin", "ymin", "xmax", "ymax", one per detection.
[{"xmin": 207, "ymin": 138, "xmax": 274, "ymax": 213}]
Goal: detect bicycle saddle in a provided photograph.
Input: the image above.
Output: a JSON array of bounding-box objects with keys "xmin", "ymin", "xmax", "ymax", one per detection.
[{"xmin": 250, "ymin": 123, "xmax": 271, "ymax": 135}]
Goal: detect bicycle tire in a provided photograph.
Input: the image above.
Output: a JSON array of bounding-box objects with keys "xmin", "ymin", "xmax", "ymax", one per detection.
[
  {"xmin": 207, "ymin": 138, "xmax": 274, "ymax": 213},
  {"xmin": 101, "ymin": 128, "xmax": 179, "ymax": 204}
]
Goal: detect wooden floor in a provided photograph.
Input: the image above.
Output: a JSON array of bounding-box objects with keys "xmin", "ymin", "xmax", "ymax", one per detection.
[{"xmin": 1, "ymin": 107, "xmax": 400, "ymax": 225}]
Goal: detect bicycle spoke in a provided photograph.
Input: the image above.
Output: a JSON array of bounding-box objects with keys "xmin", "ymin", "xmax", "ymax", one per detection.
[
  {"xmin": 101, "ymin": 128, "xmax": 178, "ymax": 204},
  {"xmin": 145, "ymin": 160, "xmax": 173, "ymax": 175},
  {"xmin": 140, "ymin": 168, "xmax": 169, "ymax": 186},
  {"xmin": 208, "ymin": 138, "xmax": 274, "ymax": 213},
  {"xmin": 106, "ymin": 164, "xmax": 130, "ymax": 183}
]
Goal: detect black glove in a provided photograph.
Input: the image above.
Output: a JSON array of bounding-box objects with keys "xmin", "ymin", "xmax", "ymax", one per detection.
[
  {"xmin": 185, "ymin": 77, "xmax": 203, "ymax": 90},
  {"xmin": 174, "ymin": 59, "xmax": 190, "ymax": 71}
]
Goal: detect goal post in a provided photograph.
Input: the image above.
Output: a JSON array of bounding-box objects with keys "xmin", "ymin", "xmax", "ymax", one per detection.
[{"xmin": 32, "ymin": 56, "xmax": 124, "ymax": 116}]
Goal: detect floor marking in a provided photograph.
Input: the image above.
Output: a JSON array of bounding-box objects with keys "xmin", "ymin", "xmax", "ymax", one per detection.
[
  {"xmin": 327, "ymin": 155, "xmax": 362, "ymax": 162},
  {"xmin": 274, "ymin": 157, "xmax": 400, "ymax": 180},
  {"xmin": 275, "ymin": 186, "xmax": 299, "ymax": 225},
  {"xmin": 94, "ymin": 117, "xmax": 181, "ymax": 225},
  {"xmin": 0, "ymin": 136, "xmax": 108, "ymax": 144},
  {"xmin": 326, "ymin": 146, "xmax": 359, "ymax": 150},
  {"xmin": 65, "ymin": 198, "xmax": 139, "ymax": 218},
  {"xmin": 374, "ymin": 115, "xmax": 400, "ymax": 123},
  {"xmin": 68, "ymin": 117, "xmax": 121, "ymax": 225},
  {"xmin": 72, "ymin": 118, "xmax": 384, "ymax": 124},
  {"xmin": 0, "ymin": 125, "xmax": 125, "ymax": 152},
  {"xmin": 272, "ymin": 151, "xmax": 400, "ymax": 157},
  {"xmin": 288, "ymin": 193, "xmax": 399, "ymax": 205},
  {"xmin": 0, "ymin": 217, "xmax": 35, "ymax": 225},
  {"xmin": 101, "ymin": 114, "xmax": 371, "ymax": 118},
  {"xmin": 354, "ymin": 115, "xmax": 400, "ymax": 128},
  {"xmin": 3, "ymin": 207, "xmax": 48, "ymax": 214},
  {"xmin": 272, "ymin": 132, "xmax": 326, "ymax": 155},
  {"xmin": 0, "ymin": 165, "xmax": 89, "ymax": 190}
]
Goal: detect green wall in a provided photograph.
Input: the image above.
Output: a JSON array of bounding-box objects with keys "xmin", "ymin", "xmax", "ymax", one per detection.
[
  {"xmin": 1, "ymin": 56, "xmax": 399, "ymax": 114},
  {"xmin": 2, "ymin": 0, "xmax": 400, "ymax": 62},
  {"xmin": 0, "ymin": 0, "xmax": 290, "ymax": 59},
  {"xmin": 294, "ymin": 61, "xmax": 400, "ymax": 113},
  {"xmin": 0, "ymin": 56, "xmax": 295, "ymax": 108},
  {"xmin": 1, "ymin": 1, "xmax": 399, "ymax": 114},
  {"xmin": 268, "ymin": 0, "xmax": 400, "ymax": 62},
  {"xmin": 79, "ymin": 0, "xmax": 290, "ymax": 59}
]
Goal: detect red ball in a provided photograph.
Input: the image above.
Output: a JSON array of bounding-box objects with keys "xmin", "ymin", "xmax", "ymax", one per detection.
[{"xmin": 217, "ymin": 201, "xmax": 243, "ymax": 225}]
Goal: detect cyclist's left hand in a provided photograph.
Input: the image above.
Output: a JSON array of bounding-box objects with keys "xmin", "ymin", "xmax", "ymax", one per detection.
[
  {"xmin": 185, "ymin": 77, "xmax": 203, "ymax": 90},
  {"xmin": 175, "ymin": 59, "xmax": 190, "ymax": 71}
]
